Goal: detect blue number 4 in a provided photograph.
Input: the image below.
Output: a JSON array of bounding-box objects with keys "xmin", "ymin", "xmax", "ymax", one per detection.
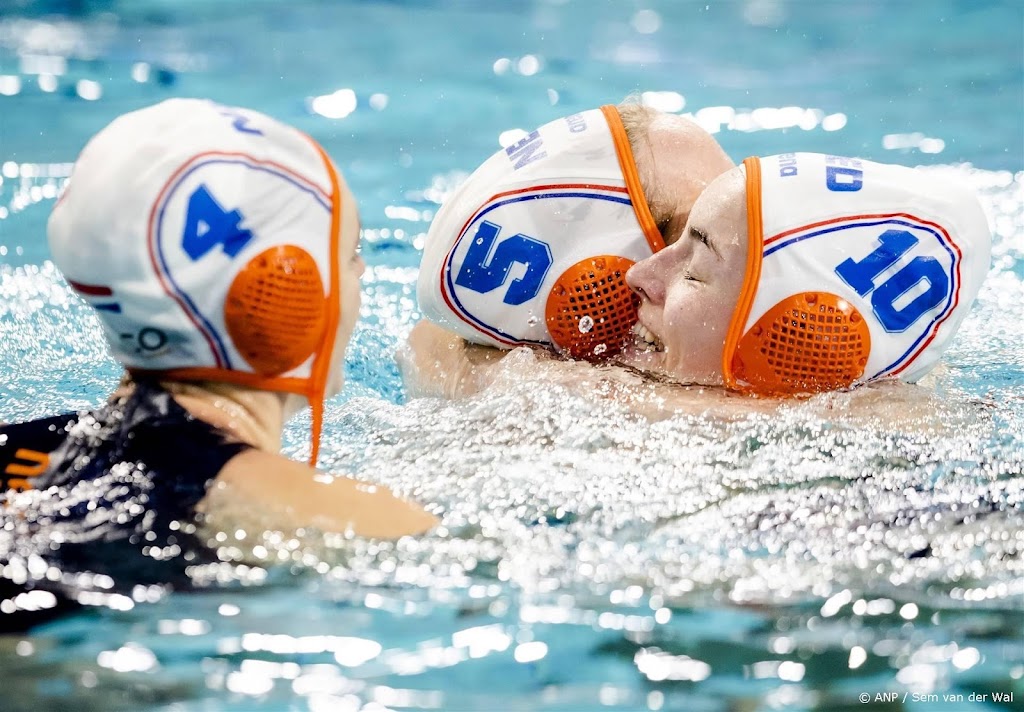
[
  {"xmin": 181, "ymin": 185, "xmax": 254, "ymax": 260},
  {"xmin": 455, "ymin": 221, "xmax": 553, "ymax": 305}
]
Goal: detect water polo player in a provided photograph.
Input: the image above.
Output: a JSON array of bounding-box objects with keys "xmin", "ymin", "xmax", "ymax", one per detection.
[
  {"xmin": 406, "ymin": 152, "xmax": 990, "ymax": 399},
  {"xmin": 623, "ymin": 152, "xmax": 991, "ymax": 394},
  {"xmin": 416, "ymin": 102, "xmax": 734, "ymax": 361},
  {"xmin": 0, "ymin": 99, "xmax": 435, "ymax": 625}
]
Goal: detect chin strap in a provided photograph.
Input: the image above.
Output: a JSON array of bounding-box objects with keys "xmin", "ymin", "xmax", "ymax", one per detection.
[{"xmin": 303, "ymin": 136, "xmax": 344, "ymax": 467}]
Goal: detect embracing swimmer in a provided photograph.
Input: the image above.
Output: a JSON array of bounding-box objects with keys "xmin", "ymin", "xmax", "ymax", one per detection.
[
  {"xmin": 0, "ymin": 99, "xmax": 436, "ymax": 627},
  {"xmin": 404, "ymin": 105, "xmax": 992, "ymax": 406},
  {"xmin": 403, "ymin": 101, "xmax": 733, "ymax": 398},
  {"xmin": 414, "ymin": 102, "xmax": 733, "ymax": 363}
]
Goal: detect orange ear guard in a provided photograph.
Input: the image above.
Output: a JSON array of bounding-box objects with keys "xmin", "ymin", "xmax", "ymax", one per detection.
[
  {"xmin": 545, "ymin": 255, "xmax": 639, "ymax": 360},
  {"xmin": 225, "ymin": 245, "xmax": 327, "ymax": 376},
  {"xmin": 732, "ymin": 292, "xmax": 870, "ymax": 395}
]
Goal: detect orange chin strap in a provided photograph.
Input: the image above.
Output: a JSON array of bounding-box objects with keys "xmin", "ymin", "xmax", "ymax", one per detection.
[
  {"xmin": 545, "ymin": 255, "xmax": 639, "ymax": 360},
  {"xmin": 723, "ymin": 157, "xmax": 765, "ymax": 391},
  {"xmin": 732, "ymin": 292, "xmax": 871, "ymax": 395},
  {"xmin": 600, "ymin": 104, "xmax": 665, "ymax": 254},
  {"xmin": 301, "ymin": 138, "xmax": 343, "ymax": 466}
]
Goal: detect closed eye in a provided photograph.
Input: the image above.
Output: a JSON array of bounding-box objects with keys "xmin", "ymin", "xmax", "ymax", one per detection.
[{"xmin": 689, "ymin": 225, "xmax": 722, "ymax": 259}]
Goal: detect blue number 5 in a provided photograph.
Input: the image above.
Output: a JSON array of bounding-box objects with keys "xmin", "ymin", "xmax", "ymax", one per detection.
[
  {"xmin": 182, "ymin": 185, "xmax": 254, "ymax": 260},
  {"xmin": 455, "ymin": 221, "xmax": 553, "ymax": 305}
]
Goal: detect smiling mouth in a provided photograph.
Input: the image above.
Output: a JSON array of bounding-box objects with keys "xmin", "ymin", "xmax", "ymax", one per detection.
[{"xmin": 632, "ymin": 321, "xmax": 665, "ymax": 352}]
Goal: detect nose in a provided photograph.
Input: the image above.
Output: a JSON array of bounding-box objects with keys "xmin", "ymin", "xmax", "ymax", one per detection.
[{"xmin": 626, "ymin": 250, "xmax": 671, "ymax": 305}]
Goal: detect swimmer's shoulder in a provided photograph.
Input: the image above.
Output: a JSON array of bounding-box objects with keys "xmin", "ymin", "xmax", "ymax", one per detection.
[
  {"xmin": 208, "ymin": 449, "xmax": 438, "ymax": 539},
  {"xmin": 400, "ymin": 320, "xmax": 512, "ymax": 398}
]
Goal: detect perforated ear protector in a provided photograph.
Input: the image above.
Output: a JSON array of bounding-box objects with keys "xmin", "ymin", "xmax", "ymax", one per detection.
[
  {"xmin": 224, "ymin": 245, "xmax": 328, "ymax": 376},
  {"xmin": 732, "ymin": 292, "xmax": 870, "ymax": 394},
  {"xmin": 545, "ymin": 255, "xmax": 639, "ymax": 360}
]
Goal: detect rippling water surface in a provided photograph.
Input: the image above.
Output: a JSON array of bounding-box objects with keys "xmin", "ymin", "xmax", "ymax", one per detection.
[{"xmin": 1, "ymin": 1, "xmax": 1022, "ymax": 710}]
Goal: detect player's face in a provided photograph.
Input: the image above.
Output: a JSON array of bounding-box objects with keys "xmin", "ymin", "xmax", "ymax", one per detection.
[{"xmin": 621, "ymin": 167, "xmax": 748, "ymax": 384}]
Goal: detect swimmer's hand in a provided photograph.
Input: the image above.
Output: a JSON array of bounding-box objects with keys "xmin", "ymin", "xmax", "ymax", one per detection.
[
  {"xmin": 201, "ymin": 451, "xmax": 438, "ymax": 539},
  {"xmin": 398, "ymin": 320, "xmax": 507, "ymax": 399}
]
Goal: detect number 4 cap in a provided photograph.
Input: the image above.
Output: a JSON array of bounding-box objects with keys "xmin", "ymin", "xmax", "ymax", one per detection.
[
  {"xmin": 47, "ymin": 98, "xmax": 348, "ymax": 464},
  {"xmin": 723, "ymin": 152, "xmax": 992, "ymax": 395}
]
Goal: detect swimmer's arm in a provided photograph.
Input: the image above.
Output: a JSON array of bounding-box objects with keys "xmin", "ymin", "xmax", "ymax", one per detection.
[
  {"xmin": 200, "ymin": 451, "xmax": 438, "ymax": 539},
  {"xmin": 398, "ymin": 320, "xmax": 508, "ymax": 399}
]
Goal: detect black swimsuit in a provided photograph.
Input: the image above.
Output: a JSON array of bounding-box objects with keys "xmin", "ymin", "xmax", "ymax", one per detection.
[{"xmin": 0, "ymin": 380, "xmax": 250, "ymax": 631}]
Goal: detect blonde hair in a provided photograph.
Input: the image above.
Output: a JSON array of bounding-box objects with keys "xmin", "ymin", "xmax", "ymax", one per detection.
[{"xmin": 616, "ymin": 101, "xmax": 671, "ymax": 234}]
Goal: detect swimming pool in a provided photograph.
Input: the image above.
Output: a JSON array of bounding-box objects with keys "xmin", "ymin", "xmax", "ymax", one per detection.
[{"xmin": 1, "ymin": 0, "xmax": 1022, "ymax": 710}]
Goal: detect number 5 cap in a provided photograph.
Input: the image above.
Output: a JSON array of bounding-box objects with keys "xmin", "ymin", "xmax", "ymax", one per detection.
[
  {"xmin": 723, "ymin": 153, "xmax": 991, "ymax": 395},
  {"xmin": 417, "ymin": 106, "xmax": 665, "ymax": 361},
  {"xmin": 47, "ymin": 98, "xmax": 347, "ymax": 464}
]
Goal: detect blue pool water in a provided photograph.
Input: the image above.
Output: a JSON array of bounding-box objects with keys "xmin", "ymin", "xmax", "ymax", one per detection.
[{"xmin": 1, "ymin": 1, "xmax": 1022, "ymax": 710}]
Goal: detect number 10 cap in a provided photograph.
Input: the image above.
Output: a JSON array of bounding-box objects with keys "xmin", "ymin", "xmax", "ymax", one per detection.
[
  {"xmin": 47, "ymin": 98, "xmax": 348, "ymax": 463},
  {"xmin": 723, "ymin": 153, "xmax": 991, "ymax": 395}
]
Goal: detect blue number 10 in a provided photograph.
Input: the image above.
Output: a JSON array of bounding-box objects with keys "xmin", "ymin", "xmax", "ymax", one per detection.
[
  {"xmin": 455, "ymin": 221, "xmax": 552, "ymax": 305},
  {"xmin": 835, "ymin": 229, "xmax": 949, "ymax": 332}
]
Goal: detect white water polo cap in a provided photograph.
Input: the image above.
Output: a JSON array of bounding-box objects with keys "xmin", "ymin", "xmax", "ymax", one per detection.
[
  {"xmin": 47, "ymin": 98, "xmax": 347, "ymax": 464},
  {"xmin": 724, "ymin": 152, "xmax": 991, "ymax": 395},
  {"xmin": 418, "ymin": 105, "xmax": 664, "ymax": 360}
]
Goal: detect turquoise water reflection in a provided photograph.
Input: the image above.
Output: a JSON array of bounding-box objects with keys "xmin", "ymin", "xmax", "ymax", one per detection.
[{"xmin": 1, "ymin": 1, "xmax": 1022, "ymax": 710}]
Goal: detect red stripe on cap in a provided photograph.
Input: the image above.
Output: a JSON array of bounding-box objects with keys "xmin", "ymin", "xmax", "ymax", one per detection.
[{"xmin": 67, "ymin": 280, "xmax": 113, "ymax": 296}]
